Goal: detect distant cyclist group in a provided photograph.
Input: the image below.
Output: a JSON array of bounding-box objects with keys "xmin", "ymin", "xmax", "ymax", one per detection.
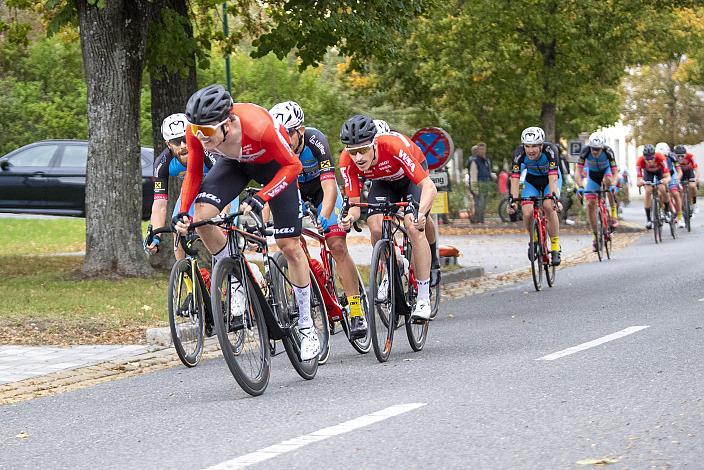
[{"xmin": 142, "ymin": 83, "xmax": 699, "ymax": 395}]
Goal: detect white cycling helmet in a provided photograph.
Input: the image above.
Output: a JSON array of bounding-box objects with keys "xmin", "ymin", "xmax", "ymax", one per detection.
[
  {"xmin": 161, "ymin": 113, "xmax": 188, "ymax": 141},
  {"xmin": 269, "ymin": 101, "xmax": 304, "ymax": 130},
  {"xmin": 655, "ymin": 142, "xmax": 670, "ymax": 155},
  {"xmin": 521, "ymin": 126, "xmax": 545, "ymax": 145},
  {"xmin": 588, "ymin": 131, "xmax": 606, "ymax": 149},
  {"xmin": 373, "ymin": 119, "xmax": 391, "ymax": 135}
]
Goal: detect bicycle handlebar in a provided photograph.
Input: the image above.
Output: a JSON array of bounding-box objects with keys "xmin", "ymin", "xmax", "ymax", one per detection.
[{"xmin": 146, "ymin": 224, "xmax": 198, "ymax": 257}]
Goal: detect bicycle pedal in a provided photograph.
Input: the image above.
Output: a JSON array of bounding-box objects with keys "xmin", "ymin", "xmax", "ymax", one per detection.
[{"xmin": 411, "ymin": 317, "xmax": 428, "ymax": 325}]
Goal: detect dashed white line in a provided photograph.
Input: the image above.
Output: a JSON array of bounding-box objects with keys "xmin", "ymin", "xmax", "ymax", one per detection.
[
  {"xmin": 537, "ymin": 326, "xmax": 650, "ymax": 361},
  {"xmin": 698, "ymin": 298, "xmax": 704, "ymax": 302},
  {"xmin": 203, "ymin": 402, "xmax": 427, "ymax": 469}
]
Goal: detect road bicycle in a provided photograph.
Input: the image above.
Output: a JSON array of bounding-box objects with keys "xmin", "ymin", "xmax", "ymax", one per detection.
[
  {"xmin": 519, "ymin": 195, "xmax": 558, "ymax": 291},
  {"xmin": 642, "ymin": 180, "xmax": 664, "ymax": 244},
  {"xmin": 146, "ymin": 225, "xmax": 212, "ymax": 368},
  {"xmin": 347, "ymin": 196, "xmax": 436, "ymax": 363},
  {"xmin": 191, "ymin": 209, "xmax": 329, "ymax": 396},
  {"xmin": 300, "ymin": 202, "xmax": 372, "ymax": 362},
  {"xmin": 581, "ymin": 189, "xmax": 614, "ymax": 262},
  {"xmin": 681, "ymin": 178, "xmax": 695, "ymax": 232}
]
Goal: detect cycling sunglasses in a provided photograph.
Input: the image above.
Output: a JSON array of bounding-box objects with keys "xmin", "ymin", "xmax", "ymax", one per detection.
[
  {"xmin": 189, "ymin": 118, "xmax": 229, "ymax": 137},
  {"xmin": 168, "ymin": 136, "xmax": 186, "ymax": 146},
  {"xmin": 347, "ymin": 143, "xmax": 373, "ymax": 156}
]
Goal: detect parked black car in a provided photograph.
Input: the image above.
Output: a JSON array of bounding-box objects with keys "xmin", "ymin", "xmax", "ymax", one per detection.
[{"xmin": 0, "ymin": 140, "xmax": 154, "ymax": 219}]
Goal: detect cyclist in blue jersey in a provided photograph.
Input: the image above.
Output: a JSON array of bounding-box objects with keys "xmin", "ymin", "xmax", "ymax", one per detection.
[
  {"xmin": 144, "ymin": 113, "xmax": 237, "ymax": 259},
  {"xmin": 508, "ymin": 127, "xmax": 563, "ymax": 265},
  {"xmin": 269, "ymin": 101, "xmax": 367, "ymax": 339},
  {"xmin": 657, "ymin": 142, "xmax": 684, "ymax": 228},
  {"xmin": 575, "ymin": 132, "xmax": 619, "ymax": 250}
]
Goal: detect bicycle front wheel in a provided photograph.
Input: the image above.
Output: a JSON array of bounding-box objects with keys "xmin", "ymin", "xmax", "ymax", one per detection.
[
  {"xmin": 270, "ymin": 252, "xmax": 329, "ymax": 380},
  {"xmin": 349, "ymin": 272, "xmax": 373, "ymax": 354},
  {"xmin": 683, "ymin": 189, "xmax": 692, "ymax": 232},
  {"xmin": 167, "ymin": 259, "xmax": 205, "ymax": 367},
  {"xmin": 498, "ymin": 197, "xmax": 511, "ymax": 222},
  {"xmin": 369, "ymin": 240, "xmax": 395, "ymax": 362},
  {"xmin": 595, "ymin": 209, "xmax": 604, "ymax": 262},
  {"xmin": 212, "ymin": 257, "xmax": 270, "ymax": 396},
  {"xmin": 669, "ymin": 207, "xmax": 677, "ymax": 239},
  {"xmin": 529, "ymin": 219, "xmax": 543, "ymax": 291}
]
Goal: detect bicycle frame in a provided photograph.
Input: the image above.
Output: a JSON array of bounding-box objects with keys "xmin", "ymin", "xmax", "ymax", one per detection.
[
  {"xmin": 522, "ymin": 196, "xmax": 551, "ymax": 264},
  {"xmin": 299, "ymin": 227, "xmax": 343, "ymax": 321}
]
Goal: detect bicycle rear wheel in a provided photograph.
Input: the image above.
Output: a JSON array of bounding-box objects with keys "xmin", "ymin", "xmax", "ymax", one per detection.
[
  {"xmin": 368, "ymin": 240, "xmax": 395, "ymax": 362},
  {"xmin": 270, "ymin": 252, "xmax": 328, "ymax": 380},
  {"xmin": 167, "ymin": 259, "xmax": 205, "ymax": 367},
  {"xmin": 211, "ymin": 257, "xmax": 270, "ymax": 396},
  {"xmin": 349, "ymin": 272, "xmax": 373, "ymax": 354},
  {"xmin": 529, "ymin": 219, "xmax": 543, "ymax": 291},
  {"xmin": 668, "ymin": 206, "xmax": 677, "ymax": 239},
  {"xmin": 683, "ymin": 188, "xmax": 692, "ymax": 232}
]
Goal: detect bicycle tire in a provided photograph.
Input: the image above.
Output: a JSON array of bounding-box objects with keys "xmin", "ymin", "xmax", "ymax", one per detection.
[
  {"xmin": 350, "ymin": 273, "xmax": 373, "ymax": 354},
  {"xmin": 498, "ymin": 197, "xmax": 511, "ymax": 223},
  {"xmin": 595, "ymin": 209, "xmax": 604, "ymax": 262},
  {"xmin": 652, "ymin": 196, "xmax": 661, "ymax": 244},
  {"xmin": 211, "ymin": 257, "xmax": 270, "ymax": 396},
  {"xmin": 270, "ymin": 252, "xmax": 328, "ymax": 379},
  {"xmin": 543, "ymin": 219, "xmax": 556, "ymax": 288},
  {"xmin": 669, "ymin": 205, "xmax": 677, "ymax": 239},
  {"xmin": 167, "ymin": 259, "xmax": 205, "ymax": 368},
  {"xmin": 683, "ymin": 187, "xmax": 692, "ymax": 232},
  {"xmin": 529, "ymin": 218, "xmax": 542, "ymax": 291},
  {"xmin": 368, "ymin": 240, "xmax": 395, "ymax": 362}
]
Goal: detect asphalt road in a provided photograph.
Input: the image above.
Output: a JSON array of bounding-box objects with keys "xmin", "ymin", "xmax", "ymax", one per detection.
[{"xmin": 2, "ymin": 220, "xmax": 704, "ymax": 469}]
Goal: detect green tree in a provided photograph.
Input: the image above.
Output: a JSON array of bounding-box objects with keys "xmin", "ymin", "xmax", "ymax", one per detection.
[{"xmin": 622, "ymin": 60, "xmax": 704, "ymax": 145}]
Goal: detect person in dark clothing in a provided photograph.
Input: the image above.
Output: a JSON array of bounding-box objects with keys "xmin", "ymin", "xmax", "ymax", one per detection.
[{"xmin": 467, "ymin": 142, "xmax": 496, "ymax": 223}]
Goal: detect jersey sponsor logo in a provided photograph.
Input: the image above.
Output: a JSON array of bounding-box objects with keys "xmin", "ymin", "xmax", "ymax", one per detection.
[
  {"xmin": 374, "ymin": 168, "xmax": 405, "ymax": 181},
  {"xmin": 237, "ymin": 148, "xmax": 266, "ymax": 162},
  {"xmin": 264, "ymin": 176, "xmax": 289, "ymax": 199},
  {"xmin": 196, "ymin": 192, "xmax": 222, "ymax": 204},
  {"xmin": 154, "ymin": 181, "xmax": 163, "ymax": 190},
  {"xmin": 340, "ymin": 166, "xmax": 352, "ymax": 190},
  {"xmin": 395, "ymin": 149, "xmax": 416, "ymax": 173},
  {"xmin": 308, "ymin": 135, "xmax": 326, "ymax": 156},
  {"xmin": 320, "ymin": 159, "xmax": 331, "ymax": 169}
]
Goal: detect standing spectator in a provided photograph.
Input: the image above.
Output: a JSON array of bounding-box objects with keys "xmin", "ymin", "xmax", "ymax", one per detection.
[{"xmin": 467, "ymin": 142, "xmax": 496, "ymax": 223}]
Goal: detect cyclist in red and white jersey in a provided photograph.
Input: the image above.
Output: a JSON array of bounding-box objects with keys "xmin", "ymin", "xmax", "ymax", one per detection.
[
  {"xmin": 674, "ymin": 144, "xmax": 700, "ymax": 215},
  {"xmin": 338, "ymin": 115, "xmax": 437, "ymax": 321},
  {"xmin": 174, "ymin": 84, "xmax": 320, "ymax": 360},
  {"xmin": 636, "ymin": 144, "xmax": 671, "ymax": 230}
]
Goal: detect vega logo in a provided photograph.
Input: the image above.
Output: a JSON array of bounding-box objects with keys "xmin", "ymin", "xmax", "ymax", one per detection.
[{"xmin": 396, "ymin": 150, "xmax": 416, "ymax": 172}]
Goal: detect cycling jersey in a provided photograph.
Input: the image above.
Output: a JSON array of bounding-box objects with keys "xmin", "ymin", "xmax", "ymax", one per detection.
[
  {"xmin": 297, "ymin": 127, "xmax": 336, "ymax": 184},
  {"xmin": 179, "ymin": 102, "xmax": 301, "ymax": 214},
  {"xmin": 636, "ymin": 153, "xmax": 670, "ymax": 178},
  {"xmin": 339, "ymin": 133, "xmax": 429, "ymax": 199},
  {"xmin": 577, "ymin": 145, "xmax": 618, "ymax": 175},
  {"xmin": 152, "ymin": 148, "xmax": 216, "ymax": 200},
  {"xmin": 677, "ymin": 153, "xmax": 698, "ymax": 178}
]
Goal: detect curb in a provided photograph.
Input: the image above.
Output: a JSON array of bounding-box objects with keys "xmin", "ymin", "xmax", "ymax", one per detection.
[{"xmin": 440, "ymin": 265, "xmax": 485, "ymax": 284}]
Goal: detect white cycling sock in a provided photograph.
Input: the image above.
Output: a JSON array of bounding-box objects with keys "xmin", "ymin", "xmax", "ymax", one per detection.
[
  {"xmin": 417, "ymin": 278, "xmax": 430, "ymax": 301},
  {"xmin": 293, "ymin": 283, "xmax": 312, "ymax": 329}
]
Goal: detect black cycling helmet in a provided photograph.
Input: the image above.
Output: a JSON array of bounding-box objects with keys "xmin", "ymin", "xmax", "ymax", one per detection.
[
  {"xmin": 643, "ymin": 144, "xmax": 656, "ymax": 157},
  {"xmin": 674, "ymin": 144, "xmax": 687, "ymax": 155},
  {"xmin": 185, "ymin": 84, "xmax": 233, "ymax": 125},
  {"xmin": 340, "ymin": 114, "xmax": 377, "ymax": 146}
]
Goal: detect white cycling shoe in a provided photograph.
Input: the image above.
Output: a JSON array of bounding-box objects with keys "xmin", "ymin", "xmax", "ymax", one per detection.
[
  {"xmin": 376, "ymin": 275, "xmax": 390, "ymax": 302},
  {"xmin": 230, "ymin": 280, "xmax": 247, "ymax": 318},
  {"xmin": 299, "ymin": 327, "xmax": 321, "ymax": 361},
  {"xmin": 677, "ymin": 219, "xmax": 686, "ymax": 228},
  {"xmin": 410, "ymin": 299, "xmax": 432, "ymax": 321}
]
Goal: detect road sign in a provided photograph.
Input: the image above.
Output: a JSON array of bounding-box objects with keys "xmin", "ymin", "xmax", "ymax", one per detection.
[
  {"xmin": 430, "ymin": 170, "xmax": 449, "ymax": 190},
  {"xmin": 411, "ymin": 127, "xmax": 454, "ymax": 171},
  {"xmin": 569, "ymin": 140, "xmax": 582, "ymax": 157},
  {"xmin": 431, "ymin": 192, "xmax": 449, "ymax": 214}
]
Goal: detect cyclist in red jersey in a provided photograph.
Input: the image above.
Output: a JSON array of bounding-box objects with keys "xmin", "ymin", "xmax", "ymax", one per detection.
[
  {"xmin": 338, "ymin": 115, "xmax": 437, "ymax": 321},
  {"xmin": 173, "ymin": 84, "xmax": 320, "ymax": 361},
  {"xmin": 674, "ymin": 145, "xmax": 700, "ymax": 215},
  {"xmin": 636, "ymin": 144, "xmax": 671, "ymax": 229}
]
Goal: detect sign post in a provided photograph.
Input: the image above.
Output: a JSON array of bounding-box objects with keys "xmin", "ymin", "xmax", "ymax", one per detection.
[{"xmin": 412, "ymin": 127, "xmax": 454, "ymax": 219}]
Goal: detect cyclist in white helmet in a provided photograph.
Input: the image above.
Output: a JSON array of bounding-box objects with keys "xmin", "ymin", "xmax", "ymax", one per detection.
[
  {"xmin": 508, "ymin": 126, "xmax": 563, "ymax": 265},
  {"xmin": 269, "ymin": 101, "xmax": 368, "ymax": 339},
  {"xmin": 373, "ymin": 119, "xmax": 391, "ymax": 135},
  {"xmin": 575, "ymin": 131, "xmax": 620, "ymax": 250}
]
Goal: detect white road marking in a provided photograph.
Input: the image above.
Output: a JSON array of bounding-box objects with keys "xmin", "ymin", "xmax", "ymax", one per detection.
[
  {"xmin": 698, "ymin": 298, "xmax": 704, "ymax": 302},
  {"xmin": 203, "ymin": 402, "xmax": 427, "ymax": 469},
  {"xmin": 537, "ymin": 326, "xmax": 650, "ymax": 361}
]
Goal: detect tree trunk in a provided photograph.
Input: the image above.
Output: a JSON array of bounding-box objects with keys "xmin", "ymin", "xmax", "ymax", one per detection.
[
  {"xmin": 540, "ymin": 102, "xmax": 557, "ymax": 143},
  {"xmin": 148, "ymin": 0, "xmax": 198, "ymax": 271},
  {"xmin": 77, "ymin": 0, "xmax": 153, "ymax": 277}
]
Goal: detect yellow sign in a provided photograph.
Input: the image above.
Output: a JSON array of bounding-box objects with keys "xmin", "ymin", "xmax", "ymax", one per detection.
[{"xmin": 431, "ymin": 192, "xmax": 449, "ymax": 214}]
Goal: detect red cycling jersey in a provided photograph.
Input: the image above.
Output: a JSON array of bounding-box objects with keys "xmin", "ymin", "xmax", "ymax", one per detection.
[
  {"xmin": 179, "ymin": 103, "xmax": 301, "ymax": 213},
  {"xmin": 678, "ymin": 152, "xmax": 698, "ymax": 172},
  {"xmin": 636, "ymin": 152, "xmax": 670, "ymax": 178},
  {"xmin": 339, "ymin": 133, "xmax": 429, "ymax": 198}
]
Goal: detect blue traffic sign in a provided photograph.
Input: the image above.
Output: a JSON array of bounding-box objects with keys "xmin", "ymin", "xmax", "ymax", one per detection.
[{"xmin": 411, "ymin": 127, "xmax": 454, "ymax": 171}]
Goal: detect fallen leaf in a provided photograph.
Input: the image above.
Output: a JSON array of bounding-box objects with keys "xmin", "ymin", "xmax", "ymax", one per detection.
[
  {"xmin": 16, "ymin": 432, "xmax": 29, "ymax": 439},
  {"xmin": 141, "ymin": 305, "xmax": 153, "ymax": 311},
  {"xmin": 576, "ymin": 457, "xmax": 619, "ymax": 465}
]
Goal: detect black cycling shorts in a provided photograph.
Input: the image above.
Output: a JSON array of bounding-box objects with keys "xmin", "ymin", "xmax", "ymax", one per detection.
[
  {"xmin": 587, "ymin": 169, "xmax": 606, "ymax": 186},
  {"xmin": 366, "ymin": 160, "xmax": 429, "ymax": 217},
  {"xmin": 643, "ymin": 170, "xmax": 664, "ymax": 183},
  {"xmin": 682, "ymin": 169, "xmax": 696, "ymax": 181},
  {"xmin": 195, "ymin": 158, "xmax": 302, "ymax": 239},
  {"xmin": 299, "ymin": 179, "xmax": 325, "ymax": 207}
]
